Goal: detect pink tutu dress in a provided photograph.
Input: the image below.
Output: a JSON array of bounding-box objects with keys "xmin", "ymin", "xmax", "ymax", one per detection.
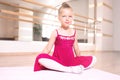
[{"xmin": 34, "ymin": 30, "xmax": 92, "ymax": 71}]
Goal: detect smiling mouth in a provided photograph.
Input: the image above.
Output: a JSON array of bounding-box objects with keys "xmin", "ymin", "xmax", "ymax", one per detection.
[{"xmin": 65, "ymin": 22, "xmax": 70, "ymax": 24}]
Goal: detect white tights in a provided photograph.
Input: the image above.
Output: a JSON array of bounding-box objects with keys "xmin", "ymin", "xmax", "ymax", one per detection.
[
  {"xmin": 39, "ymin": 58, "xmax": 72, "ymax": 72},
  {"xmin": 38, "ymin": 56, "xmax": 96, "ymax": 73}
]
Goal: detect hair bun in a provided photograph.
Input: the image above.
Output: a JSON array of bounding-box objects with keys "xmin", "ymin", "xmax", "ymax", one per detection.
[
  {"xmin": 61, "ymin": 2, "xmax": 70, "ymax": 8},
  {"xmin": 58, "ymin": 2, "xmax": 72, "ymax": 14}
]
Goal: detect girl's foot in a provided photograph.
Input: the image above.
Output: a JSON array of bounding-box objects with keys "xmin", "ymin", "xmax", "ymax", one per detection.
[{"xmin": 70, "ymin": 65, "xmax": 84, "ymax": 74}]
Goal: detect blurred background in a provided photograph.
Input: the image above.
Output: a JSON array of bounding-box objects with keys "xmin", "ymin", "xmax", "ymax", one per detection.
[{"xmin": 0, "ymin": 0, "xmax": 120, "ymax": 75}]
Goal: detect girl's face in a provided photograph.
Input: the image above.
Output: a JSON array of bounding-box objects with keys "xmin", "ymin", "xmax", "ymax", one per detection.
[{"xmin": 58, "ymin": 8, "xmax": 73, "ymax": 29}]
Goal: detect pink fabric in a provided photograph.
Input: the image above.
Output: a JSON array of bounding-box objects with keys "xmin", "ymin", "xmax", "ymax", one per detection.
[{"xmin": 34, "ymin": 30, "xmax": 92, "ymax": 71}]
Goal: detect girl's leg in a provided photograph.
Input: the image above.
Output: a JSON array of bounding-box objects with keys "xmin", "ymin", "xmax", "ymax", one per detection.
[{"xmin": 39, "ymin": 58, "xmax": 84, "ymax": 73}]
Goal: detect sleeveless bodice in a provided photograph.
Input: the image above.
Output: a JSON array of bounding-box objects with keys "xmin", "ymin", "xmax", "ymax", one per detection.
[
  {"xmin": 53, "ymin": 30, "xmax": 76, "ymax": 66},
  {"xmin": 55, "ymin": 35, "xmax": 75, "ymax": 47}
]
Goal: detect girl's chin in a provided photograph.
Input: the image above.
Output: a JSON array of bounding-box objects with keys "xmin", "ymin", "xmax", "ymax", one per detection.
[
  {"xmin": 64, "ymin": 24, "xmax": 70, "ymax": 27},
  {"xmin": 62, "ymin": 26, "xmax": 70, "ymax": 29}
]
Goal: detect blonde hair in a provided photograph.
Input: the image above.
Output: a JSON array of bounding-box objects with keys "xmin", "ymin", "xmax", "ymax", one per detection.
[{"xmin": 58, "ymin": 2, "xmax": 72, "ymax": 15}]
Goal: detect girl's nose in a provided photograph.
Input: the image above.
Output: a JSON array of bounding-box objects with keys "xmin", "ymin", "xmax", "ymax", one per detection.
[{"xmin": 66, "ymin": 16, "xmax": 69, "ymax": 20}]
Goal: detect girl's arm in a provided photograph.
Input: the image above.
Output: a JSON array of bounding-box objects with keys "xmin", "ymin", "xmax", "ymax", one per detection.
[
  {"xmin": 73, "ymin": 31, "xmax": 81, "ymax": 56},
  {"xmin": 42, "ymin": 30, "xmax": 57, "ymax": 54}
]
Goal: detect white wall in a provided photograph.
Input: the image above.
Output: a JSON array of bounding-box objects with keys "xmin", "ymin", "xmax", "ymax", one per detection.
[
  {"xmin": 113, "ymin": 0, "xmax": 120, "ymax": 51},
  {"xmin": 0, "ymin": 41, "xmax": 46, "ymax": 53},
  {"xmin": 95, "ymin": 0, "xmax": 113, "ymax": 51},
  {"xmin": 0, "ymin": 41, "xmax": 94, "ymax": 52}
]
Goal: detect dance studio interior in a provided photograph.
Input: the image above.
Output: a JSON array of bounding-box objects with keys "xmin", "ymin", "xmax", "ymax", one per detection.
[{"xmin": 0, "ymin": 0, "xmax": 120, "ymax": 80}]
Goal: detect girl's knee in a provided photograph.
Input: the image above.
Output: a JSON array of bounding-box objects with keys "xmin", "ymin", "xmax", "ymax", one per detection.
[
  {"xmin": 85, "ymin": 56, "xmax": 97, "ymax": 69},
  {"xmin": 92, "ymin": 56, "xmax": 97, "ymax": 64},
  {"xmin": 90, "ymin": 56, "xmax": 97, "ymax": 67}
]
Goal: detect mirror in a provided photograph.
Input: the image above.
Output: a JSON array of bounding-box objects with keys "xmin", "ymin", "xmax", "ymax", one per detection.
[{"xmin": 0, "ymin": 0, "xmax": 98, "ymax": 43}]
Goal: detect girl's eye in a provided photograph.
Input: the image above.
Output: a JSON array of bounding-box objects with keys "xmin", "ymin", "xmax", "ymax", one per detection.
[{"xmin": 62, "ymin": 15, "xmax": 72, "ymax": 18}]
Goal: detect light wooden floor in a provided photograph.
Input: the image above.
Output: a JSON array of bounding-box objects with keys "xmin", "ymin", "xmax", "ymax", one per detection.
[
  {"xmin": 0, "ymin": 51, "xmax": 120, "ymax": 75},
  {"xmin": 94, "ymin": 51, "xmax": 120, "ymax": 75}
]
